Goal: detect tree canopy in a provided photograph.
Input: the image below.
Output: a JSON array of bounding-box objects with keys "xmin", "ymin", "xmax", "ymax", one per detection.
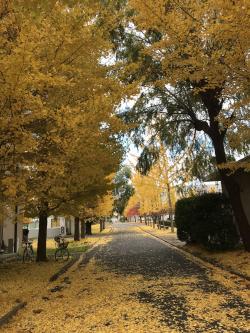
[
  {"xmin": 0, "ymin": 0, "xmax": 124, "ymax": 260},
  {"xmin": 1, "ymin": 1, "xmax": 250, "ymax": 253},
  {"xmin": 125, "ymin": 149, "xmax": 176, "ymax": 218},
  {"xmin": 107, "ymin": 0, "xmax": 250, "ymax": 250}
]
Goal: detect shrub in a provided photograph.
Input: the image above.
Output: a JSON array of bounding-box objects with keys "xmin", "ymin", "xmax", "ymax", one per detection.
[
  {"xmin": 175, "ymin": 197, "xmax": 195, "ymax": 243},
  {"xmin": 175, "ymin": 193, "xmax": 240, "ymax": 250}
]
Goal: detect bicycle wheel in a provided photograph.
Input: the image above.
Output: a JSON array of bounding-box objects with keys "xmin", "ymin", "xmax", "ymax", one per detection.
[
  {"xmin": 61, "ymin": 248, "xmax": 69, "ymax": 261},
  {"xmin": 55, "ymin": 248, "xmax": 62, "ymax": 261},
  {"xmin": 55, "ymin": 248, "xmax": 69, "ymax": 261},
  {"xmin": 23, "ymin": 248, "xmax": 32, "ymax": 263},
  {"xmin": 29, "ymin": 247, "xmax": 35, "ymax": 261}
]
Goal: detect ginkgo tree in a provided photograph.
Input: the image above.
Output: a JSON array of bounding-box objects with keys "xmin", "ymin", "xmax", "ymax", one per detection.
[
  {"xmin": 125, "ymin": 150, "xmax": 176, "ymax": 230},
  {"xmin": 0, "ymin": 0, "xmax": 123, "ymax": 261},
  {"xmin": 92, "ymin": 192, "xmax": 114, "ymax": 230},
  {"xmin": 108, "ymin": 0, "xmax": 250, "ymax": 250},
  {"xmin": 94, "ymin": 192, "xmax": 114, "ymax": 218}
]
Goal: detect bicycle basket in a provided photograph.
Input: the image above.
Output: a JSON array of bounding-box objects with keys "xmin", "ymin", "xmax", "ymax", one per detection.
[{"xmin": 54, "ymin": 236, "xmax": 61, "ymax": 242}]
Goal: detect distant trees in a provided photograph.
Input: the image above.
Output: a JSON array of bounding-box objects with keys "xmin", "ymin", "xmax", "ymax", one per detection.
[
  {"xmin": 113, "ymin": 166, "xmax": 134, "ymax": 215},
  {"xmin": 125, "ymin": 151, "xmax": 176, "ymax": 230}
]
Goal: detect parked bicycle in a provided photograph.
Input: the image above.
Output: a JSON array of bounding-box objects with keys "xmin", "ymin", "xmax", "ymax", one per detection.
[
  {"xmin": 54, "ymin": 235, "xmax": 69, "ymax": 261},
  {"xmin": 22, "ymin": 240, "xmax": 34, "ymax": 263}
]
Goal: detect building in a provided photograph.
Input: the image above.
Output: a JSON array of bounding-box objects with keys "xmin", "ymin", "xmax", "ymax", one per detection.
[
  {"xmin": 0, "ymin": 210, "xmax": 76, "ymax": 254},
  {"xmin": 0, "ymin": 216, "xmax": 23, "ymax": 254},
  {"xmin": 27, "ymin": 215, "xmax": 75, "ymax": 239}
]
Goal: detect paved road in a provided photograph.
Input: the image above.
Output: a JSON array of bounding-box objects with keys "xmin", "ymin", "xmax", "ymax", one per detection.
[
  {"xmin": 2, "ymin": 222, "xmax": 249, "ymax": 333},
  {"xmin": 81, "ymin": 223, "xmax": 249, "ymax": 333}
]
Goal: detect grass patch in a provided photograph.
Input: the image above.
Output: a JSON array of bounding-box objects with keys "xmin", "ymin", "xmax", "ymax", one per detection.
[
  {"xmin": 21, "ymin": 223, "xmax": 103, "ymax": 258},
  {"xmin": 30, "ymin": 238, "xmax": 89, "ymax": 257},
  {"xmin": 183, "ymin": 243, "xmax": 250, "ymax": 278}
]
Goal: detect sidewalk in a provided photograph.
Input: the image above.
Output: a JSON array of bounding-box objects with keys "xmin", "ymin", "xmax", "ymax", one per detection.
[
  {"xmin": 139, "ymin": 224, "xmax": 185, "ymax": 248},
  {"xmin": 139, "ymin": 223, "xmax": 250, "ymax": 281}
]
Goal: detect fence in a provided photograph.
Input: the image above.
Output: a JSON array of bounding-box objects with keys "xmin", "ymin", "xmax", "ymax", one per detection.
[{"xmin": 141, "ymin": 216, "xmax": 175, "ymax": 230}]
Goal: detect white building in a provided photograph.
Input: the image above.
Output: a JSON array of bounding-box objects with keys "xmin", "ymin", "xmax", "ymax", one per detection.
[
  {"xmin": 0, "ymin": 217, "xmax": 23, "ymax": 254},
  {"xmin": 0, "ymin": 211, "xmax": 76, "ymax": 254},
  {"xmin": 28, "ymin": 215, "xmax": 75, "ymax": 239}
]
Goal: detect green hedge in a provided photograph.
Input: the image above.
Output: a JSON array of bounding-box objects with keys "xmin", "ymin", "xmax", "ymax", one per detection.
[{"xmin": 175, "ymin": 193, "xmax": 239, "ymax": 250}]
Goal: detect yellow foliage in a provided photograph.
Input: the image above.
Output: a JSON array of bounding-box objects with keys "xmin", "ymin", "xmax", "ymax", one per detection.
[
  {"xmin": 0, "ymin": 1, "xmax": 123, "ymax": 217},
  {"xmin": 94, "ymin": 192, "xmax": 114, "ymax": 218},
  {"xmin": 119, "ymin": 0, "xmax": 250, "ymax": 161},
  {"xmin": 1, "ymin": 226, "xmax": 249, "ymax": 332},
  {"xmin": 125, "ymin": 152, "xmax": 176, "ymax": 216},
  {"xmin": 128, "ymin": 0, "xmax": 250, "ymax": 94}
]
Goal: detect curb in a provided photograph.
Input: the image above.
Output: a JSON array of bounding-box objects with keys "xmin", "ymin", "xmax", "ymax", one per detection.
[
  {"xmin": 139, "ymin": 226, "xmax": 250, "ymax": 283},
  {"xmin": 0, "ymin": 302, "xmax": 27, "ymax": 328},
  {"xmin": 77, "ymin": 225, "xmax": 113, "ymax": 268},
  {"xmin": 49, "ymin": 226, "xmax": 113, "ymax": 281},
  {"xmin": 49, "ymin": 253, "xmax": 81, "ymax": 282}
]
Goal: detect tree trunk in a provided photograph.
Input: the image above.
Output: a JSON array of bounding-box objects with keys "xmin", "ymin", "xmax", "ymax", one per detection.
[
  {"xmin": 37, "ymin": 205, "xmax": 48, "ymax": 262},
  {"xmin": 86, "ymin": 222, "xmax": 92, "ymax": 235},
  {"xmin": 81, "ymin": 220, "xmax": 86, "ymax": 239},
  {"xmin": 223, "ymin": 175, "xmax": 250, "ymax": 250},
  {"xmin": 212, "ymin": 136, "xmax": 250, "ymax": 251},
  {"xmin": 0, "ymin": 224, "xmax": 3, "ymax": 249},
  {"xmin": 74, "ymin": 217, "xmax": 80, "ymax": 241},
  {"xmin": 153, "ymin": 216, "xmax": 156, "ymax": 228},
  {"xmin": 158, "ymin": 216, "xmax": 162, "ymax": 230},
  {"xmin": 14, "ymin": 205, "xmax": 18, "ymax": 253},
  {"xmin": 100, "ymin": 219, "xmax": 103, "ymax": 232},
  {"xmin": 198, "ymin": 89, "xmax": 250, "ymax": 250}
]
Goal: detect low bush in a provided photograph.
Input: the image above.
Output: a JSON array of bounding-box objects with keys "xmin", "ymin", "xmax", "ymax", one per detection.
[
  {"xmin": 175, "ymin": 197, "xmax": 195, "ymax": 243},
  {"xmin": 175, "ymin": 193, "xmax": 240, "ymax": 250}
]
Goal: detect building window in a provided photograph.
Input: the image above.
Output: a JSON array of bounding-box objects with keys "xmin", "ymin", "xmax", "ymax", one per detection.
[{"xmin": 51, "ymin": 217, "xmax": 60, "ymax": 228}]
